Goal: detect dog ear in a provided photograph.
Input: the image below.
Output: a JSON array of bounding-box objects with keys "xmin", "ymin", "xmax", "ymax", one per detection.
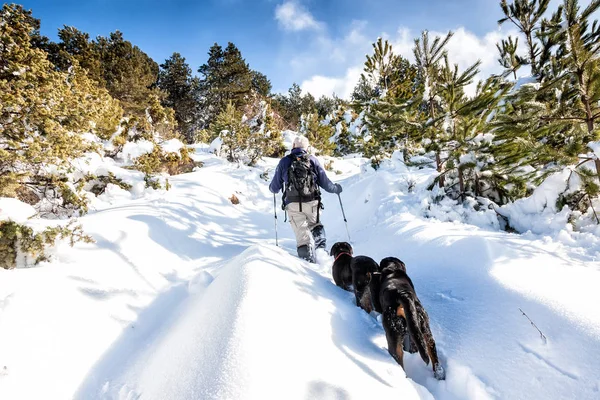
[
  {"xmin": 379, "ymin": 258, "xmax": 391, "ymax": 269},
  {"xmin": 329, "ymin": 243, "xmax": 337, "ymax": 257},
  {"xmin": 399, "ymin": 260, "xmax": 407, "ymax": 272},
  {"xmin": 341, "ymin": 242, "xmax": 352, "ymax": 252}
]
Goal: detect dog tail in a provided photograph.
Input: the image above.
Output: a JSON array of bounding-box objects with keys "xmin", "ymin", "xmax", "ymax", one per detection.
[{"xmin": 399, "ymin": 291, "xmax": 430, "ymax": 365}]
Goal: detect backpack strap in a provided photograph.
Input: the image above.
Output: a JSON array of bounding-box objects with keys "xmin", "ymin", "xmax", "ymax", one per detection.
[{"xmin": 281, "ymin": 188, "xmax": 286, "ymax": 210}]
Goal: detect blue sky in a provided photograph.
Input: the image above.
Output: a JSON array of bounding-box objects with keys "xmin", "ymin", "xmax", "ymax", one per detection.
[{"xmin": 20, "ymin": 0, "xmax": 519, "ymax": 97}]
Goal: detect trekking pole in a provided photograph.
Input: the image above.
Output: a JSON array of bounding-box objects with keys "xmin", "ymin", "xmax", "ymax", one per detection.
[
  {"xmin": 273, "ymin": 193, "xmax": 279, "ymax": 247},
  {"xmin": 337, "ymin": 193, "xmax": 351, "ymax": 242}
]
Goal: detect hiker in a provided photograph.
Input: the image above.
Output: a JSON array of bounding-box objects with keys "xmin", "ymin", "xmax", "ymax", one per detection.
[{"xmin": 269, "ymin": 136, "xmax": 342, "ymax": 263}]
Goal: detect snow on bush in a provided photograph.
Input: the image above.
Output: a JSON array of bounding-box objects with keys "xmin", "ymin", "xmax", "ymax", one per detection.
[
  {"xmin": 118, "ymin": 139, "xmax": 155, "ymax": 164},
  {"xmin": 0, "ymin": 198, "xmax": 93, "ymax": 269},
  {"xmin": 355, "ymin": 153, "xmax": 600, "ymax": 257},
  {"xmin": 0, "ymin": 198, "xmax": 36, "ymax": 223},
  {"xmin": 499, "ymin": 170, "xmax": 573, "ymax": 234},
  {"xmin": 281, "ymin": 130, "xmax": 297, "ymax": 150},
  {"xmin": 160, "ymin": 138, "xmax": 185, "ymax": 154},
  {"xmin": 209, "ymin": 136, "xmax": 223, "ymax": 156}
]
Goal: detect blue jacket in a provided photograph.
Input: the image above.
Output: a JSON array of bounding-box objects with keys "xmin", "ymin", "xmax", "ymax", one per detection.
[{"xmin": 269, "ymin": 148, "xmax": 337, "ymax": 203}]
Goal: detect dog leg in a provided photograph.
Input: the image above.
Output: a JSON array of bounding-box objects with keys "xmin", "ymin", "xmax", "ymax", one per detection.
[
  {"xmin": 419, "ymin": 310, "xmax": 445, "ymax": 380},
  {"xmin": 394, "ymin": 341, "xmax": 405, "ymax": 369},
  {"xmin": 427, "ymin": 339, "xmax": 445, "ymax": 380},
  {"xmin": 359, "ymin": 287, "xmax": 373, "ymax": 313},
  {"xmin": 383, "ymin": 309, "xmax": 407, "ymax": 373},
  {"xmin": 354, "ymin": 291, "xmax": 362, "ymax": 308},
  {"xmin": 385, "ymin": 329, "xmax": 402, "ymax": 366}
]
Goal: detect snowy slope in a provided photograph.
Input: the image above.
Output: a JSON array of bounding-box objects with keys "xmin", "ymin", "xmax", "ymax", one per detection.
[
  {"xmin": 324, "ymin": 161, "xmax": 600, "ymax": 399},
  {"xmin": 1, "ymin": 151, "xmax": 599, "ymax": 399},
  {"xmin": 75, "ymin": 244, "xmax": 425, "ymax": 400}
]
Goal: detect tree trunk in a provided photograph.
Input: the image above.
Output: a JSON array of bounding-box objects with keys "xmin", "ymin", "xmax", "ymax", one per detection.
[
  {"xmin": 436, "ymin": 152, "xmax": 444, "ymax": 188},
  {"xmin": 429, "ymin": 97, "xmax": 436, "ymax": 119},
  {"xmin": 583, "ymin": 94, "xmax": 594, "ymax": 134},
  {"xmin": 475, "ymin": 173, "xmax": 480, "ymax": 197},
  {"xmin": 458, "ymin": 167, "xmax": 465, "ymax": 202},
  {"xmin": 525, "ymin": 31, "xmax": 537, "ymax": 77},
  {"xmin": 578, "ymin": 71, "xmax": 594, "ymax": 135}
]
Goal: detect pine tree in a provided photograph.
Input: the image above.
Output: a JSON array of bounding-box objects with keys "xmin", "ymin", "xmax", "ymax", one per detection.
[
  {"xmin": 209, "ymin": 101, "xmax": 282, "ymax": 164},
  {"xmin": 197, "ymin": 43, "xmax": 224, "ymax": 127},
  {"xmin": 279, "ymin": 83, "xmax": 304, "ymax": 128},
  {"xmin": 222, "ymin": 42, "xmax": 253, "ymax": 106},
  {"xmin": 49, "ymin": 26, "xmax": 104, "ymax": 85},
  {"xmin": 272, "ymin": 83, "xmax": 317, "ymax": 130},
  {"xmin": 248, "ymin": 102, "xmax": 285, "ymax": 163},
  {"xmin": 363, "ymin": 37, "xmax": 397, "ymax": 95},
  {"xmin": 251, "ymin": 71, "xmax": 272, "ymax": 97},
  {"xmin": 493, "ymin": 0, "xmax": 600, "ymax": 207},
  {"xmin": 497, "ymin": 36, "xmax": 524, "ymax": 79},
  {"xmin": 551, "ymin": 0, "xmax": 600, "ymax": 137},
  {"xmin": 95, "ymin": 30, "xmax": 160, "ymax": 115},
  {"xmin": 351, "ymin": 75, "xmax": 378, "ymax": 104},
  {"xmin": 333, "ymin": 118, "xmax": 356, "ymax": 156},
  {"xmin": 413, "ymin": 30, "xmax": 454, "ymax": 186},
  {"xmin": 438, "ymin": 75, "xmax": 511, "ymax": 201},
  {"xmin": 315, "ymin": 95, "xmax": 340, "ymax": 119},
  {"xmin": 197, "ymin": 42, "xmax": 253, "ymax": 127},
  {"xmin": 498, "ymin": 0, "xmax": 551, "ymax": 77},
  {"xmin": 158, "ymin": 52, "xmax": 200, "ymax": 143},
  {"xmin": 301, "ymin": 113, "xmax": 335, "ymax": 155},
  {"xmin": 209, "ymin": 102, "xmax": 251, "ymax": 163},
  {"xmin": 0, "ymin": 4, "xmax": 122, "ymax": 210}
]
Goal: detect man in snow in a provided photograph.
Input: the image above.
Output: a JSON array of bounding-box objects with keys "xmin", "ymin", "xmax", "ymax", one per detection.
[{"xmin": 269, "ymin": 136, "xmax": 342, "ymax": 263}]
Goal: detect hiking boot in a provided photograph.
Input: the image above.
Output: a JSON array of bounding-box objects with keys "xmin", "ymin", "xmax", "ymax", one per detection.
[
  {"xmin": 297, "ymin": 244, "xmax": 315, "ymax": 263},
  {"xmin": 311, "ymin": 225, "xmax": 326, "ymax": 250}
]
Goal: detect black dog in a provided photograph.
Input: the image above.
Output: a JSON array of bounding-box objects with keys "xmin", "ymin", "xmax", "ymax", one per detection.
[
  {"xmin": 330, "ymin": 242, "xmax": 353, "ymax": 291},
  {"xmin": 378, "ymin": 257, "xmax": 445, "ymax": 380},
  {"xmin": 330, "ymin": 243, "xmax": 379, "ymax": 310},
  {"xmin": 350, "ymin": 255, "xmax": 379, "ymax": 311}
]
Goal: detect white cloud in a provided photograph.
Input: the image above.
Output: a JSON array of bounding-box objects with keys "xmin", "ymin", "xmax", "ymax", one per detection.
[
  {"xmin": 291, "ymin": 21, "xmax": 371, "ymax": 98},
  {"xmin": 300, "ymin": 67, "xmax": 362, "ymax": 99},
  {"xmin": 429, "ymin": 27, "xmax": 522, "ymax": 96},
  {"xmin": 285, "ymin": 20, "xmax": 371, "ymax": 97},
  {"xmin": 275, "ymin": 1, "xmax": 322, "ymax": 32},
  {"xmin": 389, "ymin": 27, "xmax": 415, "ymax": 60},
  {"xmin": 290, "ymin": 20, "xmax": 369, "ymax": 68},
  {"xmin": 300, "ymin": 25, "xmax": 521, "ymax": 99}
]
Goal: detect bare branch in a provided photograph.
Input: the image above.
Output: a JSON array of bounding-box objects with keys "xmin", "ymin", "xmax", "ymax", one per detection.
[{"xmin": 519, "ymin": 308, "xmax": 547, "ymax": 343}]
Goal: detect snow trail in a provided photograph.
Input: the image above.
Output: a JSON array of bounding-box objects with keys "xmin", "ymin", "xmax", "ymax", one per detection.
[{"xmin": 1, "ymin": 152, "xmax": 599, "ymax": 399}]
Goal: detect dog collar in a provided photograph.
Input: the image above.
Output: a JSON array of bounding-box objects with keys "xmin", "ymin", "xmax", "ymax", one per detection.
[{"xmin": 334, "ymin": 252, "xmax": 352, "ymax": 262}]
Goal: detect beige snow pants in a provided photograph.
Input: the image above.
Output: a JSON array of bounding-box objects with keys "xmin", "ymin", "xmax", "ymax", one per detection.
[{"xmin": 287, "ymin": 200, "xmax": 321, "ymax": 247}]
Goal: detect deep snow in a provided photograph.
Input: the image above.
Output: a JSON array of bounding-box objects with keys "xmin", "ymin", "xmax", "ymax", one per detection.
[{"xmin": 1, "ymin": 150, "xmax": 599, "ymax": 399}]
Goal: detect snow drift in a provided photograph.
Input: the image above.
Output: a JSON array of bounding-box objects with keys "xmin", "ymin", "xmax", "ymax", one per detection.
[{"xmin": 76, "ymin": 244, "xmax": 423, "ymax": 400}]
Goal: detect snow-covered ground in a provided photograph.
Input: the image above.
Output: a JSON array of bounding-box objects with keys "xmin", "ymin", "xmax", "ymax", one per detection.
[{"xmin": 1, "ymin": 150, "xmax": 599, "ymax": 399}]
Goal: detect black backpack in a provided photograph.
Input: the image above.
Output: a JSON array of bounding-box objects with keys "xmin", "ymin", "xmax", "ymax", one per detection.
[{"xmin": 285, "ymin": 153, "xmax": 320, "ymax": 205}]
